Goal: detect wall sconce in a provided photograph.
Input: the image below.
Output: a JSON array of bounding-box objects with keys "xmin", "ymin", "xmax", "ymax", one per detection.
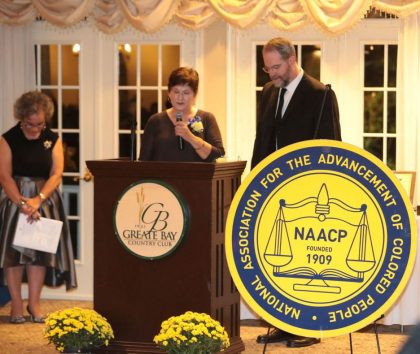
[
  {"xmin": 118, "ymin": 43, "xmax": 132, "ymax": 55},
  {"xmin": 72, "ymin": 43, "xmax": 80, "ymax": 54},
  {"xmin": 124, "ymin": 43, "xmax": 132, "ymax": 53}
]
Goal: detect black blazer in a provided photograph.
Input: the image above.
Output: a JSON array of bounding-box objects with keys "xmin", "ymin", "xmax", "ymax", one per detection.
[{"xmin": 251, "ymin": 73, "xmax": 341, "ymax": 169}]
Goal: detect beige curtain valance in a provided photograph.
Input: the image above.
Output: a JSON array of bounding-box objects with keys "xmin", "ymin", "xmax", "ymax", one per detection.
[{"xmin": 0, "ymin": 0, "xmax": 419, "ymax": 35}]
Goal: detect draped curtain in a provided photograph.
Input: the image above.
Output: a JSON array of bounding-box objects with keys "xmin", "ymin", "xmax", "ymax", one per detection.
[
  {"xmin": 0, "ymin": 24, "xmax": 34, "ymax": 132},
  {"xmin": 0, "ymin": 0, "xmax": 419, "ymax": 35},
  {"xmin": 397, "ymin": 12, "xmax": 420, "ymax": 172}
]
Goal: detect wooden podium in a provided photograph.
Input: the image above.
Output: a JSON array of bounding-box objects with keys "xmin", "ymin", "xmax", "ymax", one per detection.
[{"xmin": 86, "ymin": 160, "xmax": 246, "ymax": 354}]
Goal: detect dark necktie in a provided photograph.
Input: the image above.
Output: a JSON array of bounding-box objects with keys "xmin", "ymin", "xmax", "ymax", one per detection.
[
  {"xmin": 276, "ymin": 87, "xmax": 287, "ymax": 120},
  {"xmin": 275, "ymin": 88, "xmax": 287, "ymax": 149}
]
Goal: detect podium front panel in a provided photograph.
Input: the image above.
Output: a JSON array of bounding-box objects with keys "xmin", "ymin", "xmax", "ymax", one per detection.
[{"xmin": 87, "ymin": 160, "xmax": 246, "ymax": 353}]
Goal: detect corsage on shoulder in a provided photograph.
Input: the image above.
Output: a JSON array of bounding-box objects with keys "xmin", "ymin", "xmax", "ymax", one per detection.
[
  {"xmin": 43, "ymin": 140, "xmax": 52, "ymax": 150},
  {"xmin": 188, "ymin": 115, "xmax": 204, "ymax": 133}
]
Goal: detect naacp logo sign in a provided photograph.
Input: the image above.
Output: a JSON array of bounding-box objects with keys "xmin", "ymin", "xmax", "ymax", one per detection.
[
  {"xmin": 226, "ymin": 140, "xmax": 416, "ymax": 337},
  {"xmin": 114, "ymin": 180, "xmax": 189, "ymax": 260}
]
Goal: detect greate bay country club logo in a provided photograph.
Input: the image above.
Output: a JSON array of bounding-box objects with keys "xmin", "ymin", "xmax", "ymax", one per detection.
[
  {"xmin": 226, "ymin": 140, "xmax": 416, "ymax": 337},
  {"xmin": 114, "ymin": 180, "xmax": 189, "ymax": 260}
]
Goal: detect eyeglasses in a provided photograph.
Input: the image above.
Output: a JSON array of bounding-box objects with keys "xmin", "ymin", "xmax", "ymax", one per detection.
[
  {"xmin": 262, "ymin": 64, "xmax": 281, "ymax": 73},
  {"xmin": 171, "ymin": 88, "xmax": 194, "ymax": 96},
  {"xmin": 21, "ymin": 121, "xmax": 46, "ymax": 130}
]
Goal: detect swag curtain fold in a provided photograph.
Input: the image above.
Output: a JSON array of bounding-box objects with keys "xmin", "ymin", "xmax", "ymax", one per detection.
[
  {"xmin": 0, "ymin": 0, "xmax": 419, "ymax": 34},
  {"xmin": 266, "ymin": 0, "xmax": 307, "ymax": 31},
  {"xmin": 31, "ymin": 0, "xmax": 95, "ymax": 26},
  {"xmin": 176, "ymin": 1, "xmax": 218, "ymax": 29},
  {"xmin": 207, "ymin": 0, "xmax": 277, "ymax": 28},
  {"xmin": 299, "ymin": 0, "xmax": 373, "ymax": 34},
  {"xmin": 117, "ymin": 0, "xmax": 182, "ymax": 33}
]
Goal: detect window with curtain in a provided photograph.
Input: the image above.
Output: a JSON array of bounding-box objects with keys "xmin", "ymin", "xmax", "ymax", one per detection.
[
  {"xmin": 363, "ymin": 44, "xmax": 398, "ymax": 169},
  {"xmin": 34, "ymin": 43, "xmax": 81, "ymax": 260},
  {"xmin": 118, "ymin": 43, "xmax": 180, "ymax": 158}
]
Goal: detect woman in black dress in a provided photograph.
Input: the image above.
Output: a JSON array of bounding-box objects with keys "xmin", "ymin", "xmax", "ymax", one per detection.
[
  {"xmin": 139, "ymin": 67, "xmax": 225, "ymax": 162},
  {"xmin": 0, "ymin": 91, "xmax": 77, "ymax": 324}
]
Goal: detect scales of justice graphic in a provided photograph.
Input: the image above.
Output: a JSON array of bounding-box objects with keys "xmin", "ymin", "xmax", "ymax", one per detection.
[{"xmin": 262, "ymin": 183, "xmax": 378, "ymax": 295}]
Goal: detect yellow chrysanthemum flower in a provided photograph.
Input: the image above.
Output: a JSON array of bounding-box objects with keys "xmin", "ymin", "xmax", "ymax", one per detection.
[
  {"xmin": 44, "ymin": 307, "xmax": 114, "ymax": 352},
  {"xmin": 154, "ymin": 311, "xmax": 229, "ymax": 353}
]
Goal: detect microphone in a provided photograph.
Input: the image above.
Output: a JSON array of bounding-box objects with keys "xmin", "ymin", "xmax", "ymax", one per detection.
[{"xmin": 175, "ymin": 111, "xmax": 184, "ymax": 150}]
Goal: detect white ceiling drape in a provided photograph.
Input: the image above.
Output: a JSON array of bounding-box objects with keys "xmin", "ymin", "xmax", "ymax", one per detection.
[{"xmin": 0, "ymin": 0, "xmax": 419, "ymax": 35}]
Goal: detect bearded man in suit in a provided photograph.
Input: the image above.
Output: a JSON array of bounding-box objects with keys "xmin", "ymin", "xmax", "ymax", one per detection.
[
  {"xmin": 251, "ymin": 37, "xmax": 342, "ymax": 347},
  {"xmin": 251, "ymin": 37, "xmax": 341, "ymax": 168}
]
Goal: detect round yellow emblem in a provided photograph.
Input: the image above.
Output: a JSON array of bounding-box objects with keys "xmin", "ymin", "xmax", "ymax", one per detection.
[{"xmin": 226, "ymin": 140, "xmax": 416, "ymax": 337}]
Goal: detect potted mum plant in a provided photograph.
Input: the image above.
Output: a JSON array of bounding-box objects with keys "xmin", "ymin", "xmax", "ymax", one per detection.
[
  {"xmin": 44, "ymin": 307, "xmax": 114, "ymax": 353},
  {"xmin": 154, "ymin": 311, "xmax": 230, "ymax": 354}
]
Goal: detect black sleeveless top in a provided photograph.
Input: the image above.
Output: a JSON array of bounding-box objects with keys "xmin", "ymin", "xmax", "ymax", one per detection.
[{"xmin": 2, "ymin": 123, "xmax": 58, "ymax": 179}]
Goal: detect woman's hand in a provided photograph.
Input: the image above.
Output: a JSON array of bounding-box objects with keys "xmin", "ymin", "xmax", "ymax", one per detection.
[
  {"xmin": 21, "ymin": 197, "xmax": 41, "ymax": 223},
  {"xmin": 26, "ymin": 210, "xmax": 41, "ymax": 223},
  {"xmin": 174, "ymin": 120, "xmax": 194, "ymax": 141},
  {"xmin": 25, "ymin": 196, "xmax": 42, "ymax": 213},
  {"xmin": 174, "ymin": 118, "xmax": 212, "ymax": 159},
  {"xmin": 19, "ymin": 198, "xmax": 33, "ymax": 216},
  {"xmin": 20, "ymin": 198, "xmax": 40, "ymax": 223}
]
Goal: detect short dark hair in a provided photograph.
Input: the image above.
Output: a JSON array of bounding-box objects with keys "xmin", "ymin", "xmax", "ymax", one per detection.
[
  {"xmin": 14, "ymin": 91, "xmax": 54, "ymax": 121},
  {"xmin": 168, "ymin": 67, "xmax": 199, "ymax": 95},
  {"xmin": 263, "ymin": 37, "xmax": 296, "ymax": 60}
]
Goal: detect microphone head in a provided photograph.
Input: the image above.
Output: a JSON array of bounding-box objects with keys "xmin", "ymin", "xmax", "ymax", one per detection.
[{"xmin": 175, "ymin": 111, "xmax": 182, "ymax": 122}]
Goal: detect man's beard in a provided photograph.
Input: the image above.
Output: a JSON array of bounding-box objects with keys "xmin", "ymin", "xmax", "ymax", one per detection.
[{"xmin": 272, "ymin": 67, "xmax": 291, "ymax": 87}]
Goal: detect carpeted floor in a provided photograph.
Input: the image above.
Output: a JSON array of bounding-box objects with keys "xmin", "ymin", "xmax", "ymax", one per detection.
[{"xmin": 0, "ymin": 300, "xmax": 412, "ymax": 353}]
